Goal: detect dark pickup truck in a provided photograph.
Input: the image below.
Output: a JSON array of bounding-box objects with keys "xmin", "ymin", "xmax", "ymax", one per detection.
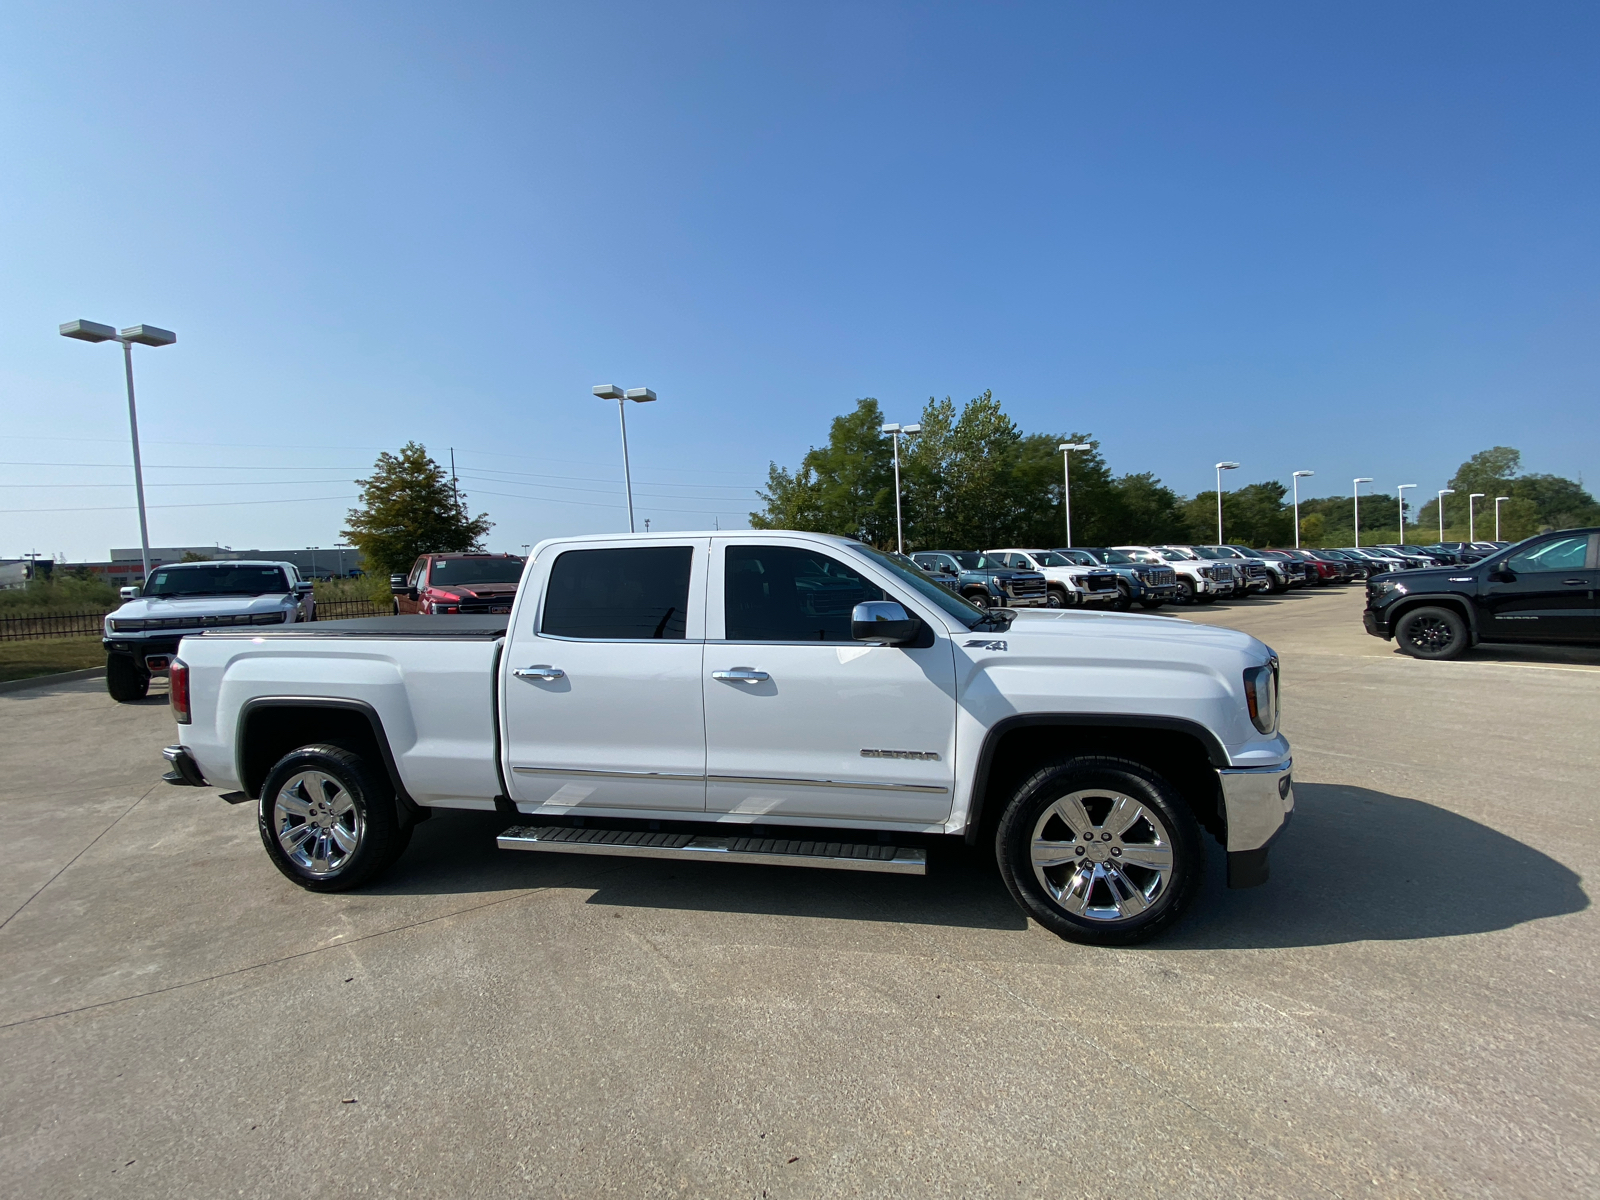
[
  {"xmin": 1363, "ymin": 528, "xmax": 1600, "ymax": 659},
  {"xmin": 910, "ymin": 551, "xmax": 1048, "ymax": 608}
]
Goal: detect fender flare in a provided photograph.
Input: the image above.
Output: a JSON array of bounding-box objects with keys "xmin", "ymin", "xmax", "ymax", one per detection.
[
  {"xmin": 1384, "ymin": 592, "xmax": 1481, "ymax": 639},
  {"xmin": 237, "ymin": 696, "xmax": 427, "ymax": 824},
  {"xmin": 963, "ymin": 712, "xmax": 1231, "ymax": 844}
]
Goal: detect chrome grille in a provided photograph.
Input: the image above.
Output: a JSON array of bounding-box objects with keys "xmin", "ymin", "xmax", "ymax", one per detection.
[{"xmin": 1003, "ymin": 577, "xmax": 1046, "ymax": 598}]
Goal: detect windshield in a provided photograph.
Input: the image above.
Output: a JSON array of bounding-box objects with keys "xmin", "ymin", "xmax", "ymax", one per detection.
[
  {"xmin": 1052, "ymin": 550, "xmax": 1099, "ymax": 566},
  {"xmin": 143, "ymin": 564, "xmax": 290, "ymax": 597},
  {"xmin": 429, "ymin": 557, "xmax": 525, "ymax": 585},
  {"xmin": 848, "ymin": 544, "xmax": 1003, "ymax": 630},
  {"xmin": 1088, "ymin": 548, "xmax": 1134, "ymax": 564},
  {"xmin": 1191, "ymin": 547, "xmax": 1231, "ymax": 559},
  {"xmin": 1117, "ymin": 548, "xmax": 1160, "ymax": 563},
  {"xmin": 1028, "ymin": 551, "xmax": 1072, "ymax": 567},
  {"xmin": 1156, "ymin": 548, "xmax": 1194, "ymax": 561},
  {"xmin": 948, "ymin": 552, "xmax": 1008, "ymax": 570}
]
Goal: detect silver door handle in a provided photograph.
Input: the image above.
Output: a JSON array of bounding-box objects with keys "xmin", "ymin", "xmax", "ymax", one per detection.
[
  {"xmin": 1563, "ymin": 579, "xmax": 1588, "ymax": 585},
  {"xmin": 712, "ymin": 668, "xmax": 769, "ymax": 684},
  {"xmin": 514, "ymin": 665, "xmax": 565, "ymax": 681}
]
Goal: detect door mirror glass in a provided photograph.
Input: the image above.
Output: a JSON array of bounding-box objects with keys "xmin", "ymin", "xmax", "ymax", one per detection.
[{"xmin": 851, "ymin": 600, "xmax": 919, "ymax": 644}]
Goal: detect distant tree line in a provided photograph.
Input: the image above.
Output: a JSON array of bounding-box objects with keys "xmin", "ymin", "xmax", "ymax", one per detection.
[{"xmin": 751, "ymin": 394, "xmax": 1600, "ymax": 550}]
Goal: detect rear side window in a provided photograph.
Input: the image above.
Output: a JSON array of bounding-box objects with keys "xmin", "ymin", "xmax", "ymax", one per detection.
[
  {"xmin": 541, "ymin": 547, "xmax": 693, "ymax": 639},
  {"xmin": 1506, "ymin": 536, "xmax": 1589, "ymax": 574},
  {"xmin": 725, "ymin": 545, "xmax": 885, "ymax": 642}
]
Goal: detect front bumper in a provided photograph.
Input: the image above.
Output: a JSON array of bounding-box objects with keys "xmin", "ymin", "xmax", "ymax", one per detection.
[
  {"xmin": 1362, "ymin": 607, "xmax": 1392, "ymax": 639},
  {"xmin": 1217, "ymin": 759, "xmax": 1294, "ymax": 887},
  {"xmin": 104, "ymin": 637, "xmax": 181, "ymax": 671}
]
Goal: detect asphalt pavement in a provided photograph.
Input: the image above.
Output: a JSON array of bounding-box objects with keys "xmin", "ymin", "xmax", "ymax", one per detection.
[{"xmin": 1, "ymin": 585, "xmax": 1595, "ymax": 1198}]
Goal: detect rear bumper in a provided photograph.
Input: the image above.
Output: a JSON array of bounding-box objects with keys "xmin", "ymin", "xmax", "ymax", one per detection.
[
  {"xmin": 1218, "ymin": 758, "xmax": 1294, "ymax": 888},
  {"xmin": 162, "ymin": 744, "xmax": 207, "ymax": 787}
]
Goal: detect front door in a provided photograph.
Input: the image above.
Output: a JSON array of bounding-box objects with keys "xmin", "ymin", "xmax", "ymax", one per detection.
[
  {"xmin": 501, "ymin": 540, "xmax": 709, "ymax": 814},
  {"xmin": 1480, "ymin": 534, "xmax": 1598, "ymax": 643},
  {"xmin": 702, "ymin": 540, "xmax": 957, "ymax": 826}
]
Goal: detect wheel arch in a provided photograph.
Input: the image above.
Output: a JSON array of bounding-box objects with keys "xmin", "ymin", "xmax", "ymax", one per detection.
[
  {"xmin": 964, "ymin": 714, "xmax": 1229, "ymax": 848},
  {"xmin": 1387, "ymin": 593, "xmax": 1479, "ymax": 640},
  {"xmin": 237, "ymin": 697, "xmax": 427, "ymax": 826}
]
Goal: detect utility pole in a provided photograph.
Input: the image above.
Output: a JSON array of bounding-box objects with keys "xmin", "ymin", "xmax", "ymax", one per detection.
[{"xmin": 450, "ymin": 448, "xmax": 460, "ymax": 512}]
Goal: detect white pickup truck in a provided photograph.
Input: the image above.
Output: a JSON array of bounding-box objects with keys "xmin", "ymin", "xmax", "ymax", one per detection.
[{"xmin": 162, "ymin": 531, "xmax": 1293, "ymax": 945}]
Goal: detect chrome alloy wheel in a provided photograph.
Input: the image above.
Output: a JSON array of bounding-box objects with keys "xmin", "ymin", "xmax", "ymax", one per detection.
[
  {"xmin": 273, "ymin": 770, "xmax": 363, "ymax": 876},
  {"xmin": 1030, "ymin": 789, "xmax": 1175, "ymax": 921}
]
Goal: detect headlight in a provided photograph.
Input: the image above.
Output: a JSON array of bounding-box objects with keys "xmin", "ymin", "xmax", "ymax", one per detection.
[
  {"xmin": 1369, "ymin": 579, "xmax": 1407, "ymax": 598},
  {"xmin": 1243, "ymin": 659, "xmax": 1279, "ymax": 735}
]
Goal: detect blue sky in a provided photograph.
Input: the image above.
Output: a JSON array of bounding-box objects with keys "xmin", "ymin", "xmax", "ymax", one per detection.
[{"xmin": 3, "ymin": 1, "xmax": 1596, "ymax": 560}]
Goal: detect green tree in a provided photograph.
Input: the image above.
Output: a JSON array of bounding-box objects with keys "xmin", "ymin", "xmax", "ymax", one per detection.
[
  {"xmin": 1181, "ymin": 481, "xmax": 1294, "ymax": 547},
  {"xmin": 752, "ymin": 398, "xmax": 895, "ymax": 543},
  {"xmin": 1414, "ymin": 446, "xmax": 1600, "ymax": 539},
  {"xmin": 343, "ymin": 442, "xmax": 491, "ymax": 581},
  {"xmin": 1103, "ymin": 473, "xmax": 1188, "ymax": 545}
]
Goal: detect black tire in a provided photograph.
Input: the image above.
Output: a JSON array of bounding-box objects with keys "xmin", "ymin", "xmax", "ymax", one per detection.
[
  {"xmin": 1174, "ymin": 578, "xmax": 1195, "ymax": 605},
  {"xmin": 1046, "ymin": 585, "xmax": 1072, "ymax": 609},
  {"xmin": 1112, "ymin": 582, "xmax": 1134, "ymax": 612},
  {"xmin": 963, "ymin": 589, "xmax": 992, "ymax": 610},
  {"xmin": 1395, "ymin": 605, "xmax": 1470, "ymax": 661},
  {"xmin": 392, "ymin": 599, "xmax": 401, "ymax": 615},
  {"xmin": 995, "ymin": 756, "xmax": 1204, "ymax": 946},
  {"xmin": 257, "ymin": 745, "xmax": 410, "ymax": 892},
  {"xmin": 106, "ymin": 654, "xmax": 150, "ymax": 702},
  {"xmin": 1138, "ymin": 597, "xmax": 1165, "ymax": 610}
]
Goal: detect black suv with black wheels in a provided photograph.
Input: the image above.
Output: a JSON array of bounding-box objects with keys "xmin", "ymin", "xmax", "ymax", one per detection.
[{"xmin": 1362, "ymin": 529, "xmax": 1600, "ymax": 659}]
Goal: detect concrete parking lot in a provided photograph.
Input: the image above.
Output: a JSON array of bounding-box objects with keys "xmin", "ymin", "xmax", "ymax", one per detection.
[{"xmin": 2, "ymin": 586, "xmax": 1596, "ymax": 1198}]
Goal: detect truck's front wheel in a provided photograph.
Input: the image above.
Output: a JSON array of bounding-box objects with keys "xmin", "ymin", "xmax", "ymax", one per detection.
[
  {"xmin": 106, "ymin": 653, "xmax": 149, "ymax": 702},
  {"xmin": 257, "ymin": 745, "xmax": 411, "ymax": 892},
  {"xmin": 995, "ymin": 756, "xmax": 1203, "ymax": 946}
]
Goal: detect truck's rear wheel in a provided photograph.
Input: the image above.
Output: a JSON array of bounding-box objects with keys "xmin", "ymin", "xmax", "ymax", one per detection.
[
  {"xmin": 258, "ymin": 745, "xmax": 410, "ymax": 892},
  {"xmin": 106, "ymin": 654, "xmax": 150, "ymax": 702},
  {"xmin": 995, "ymin": 756, "xmax": 1203, "ymax": 946}
]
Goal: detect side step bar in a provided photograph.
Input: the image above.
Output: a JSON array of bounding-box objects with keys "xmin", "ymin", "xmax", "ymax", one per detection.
[{"xmin": 498, "ymin": 824, "xmax": 926, "ymax": 876}]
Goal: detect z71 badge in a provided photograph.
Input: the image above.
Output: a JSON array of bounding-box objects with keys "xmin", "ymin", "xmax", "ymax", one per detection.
[{"xmin": 963, "ymin": 639, "xmax": 1008, "ymax": 651}]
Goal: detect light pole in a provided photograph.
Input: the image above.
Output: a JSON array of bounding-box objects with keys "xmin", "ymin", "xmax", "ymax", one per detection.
[
  {"xmin": 881, "ymin": 422, "xmax": 922, "ymax": 553},
  {"xmin": 1468, "ymin": 493, "xmax": 1485, "ymax": 543},
  {"xmin": 1291, "ymin": 470, "xmax": 1314, "ymax": 548},
  {"xmin": 1213, "ymin": 462, "xmax": 1240, "ymax": 544},
  {"xmin": 59, "ymin": 320, "xmax": 176, "ymax": 580},
  {"xmin": 1352, "ymin": 478, "xmax": 1373, "ymax": 547},
  {"xmin": 1437, "ymin": 489, "xmax": 1454, "ymax": 542},
  {"xmin": 1494, "ymin": 496, "xmax": 1509, "ymax": 541},
  {"xmin": 1059, "ymin": 443, "xmax": 1092, "ymax": 547},
  {"xmin": 1396, "ymin": 484, "xmax": 1416, "ymax": 544},
  {"xmin": 592, "ymin": 384, "xmax": 656, "ymax": 533}
]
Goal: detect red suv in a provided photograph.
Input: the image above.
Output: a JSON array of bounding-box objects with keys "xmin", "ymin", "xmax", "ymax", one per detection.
[{"xmin": 391, "ymin": 553, "xmax": 526, "ymax": 615}]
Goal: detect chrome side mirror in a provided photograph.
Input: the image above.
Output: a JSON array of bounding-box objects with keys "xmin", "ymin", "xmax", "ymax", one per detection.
[
  {"xmin": 851, "ymin": 600, "xmax": 919, "ymax": 644},
  {"xmin": 294, "ymin": 581, "xmax": 314, "ymax": 595}
]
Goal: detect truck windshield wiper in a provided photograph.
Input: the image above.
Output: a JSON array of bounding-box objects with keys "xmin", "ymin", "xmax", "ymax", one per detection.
[{"xmin": 970, "ymin": 609, "xmax": 1015, "ymax": 632}]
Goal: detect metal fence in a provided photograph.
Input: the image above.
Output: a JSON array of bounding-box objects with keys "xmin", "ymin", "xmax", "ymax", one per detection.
[
  {"xmin": 313, "ymin": 599, "xmax": 386, "ymax": 620},
  {"xmin": 0, "ymin": 598, "xmax": 390, "ymax": 641},
  {"xmin": 0, "ymin": 610, "xmax": 113, "ymax": 642}
]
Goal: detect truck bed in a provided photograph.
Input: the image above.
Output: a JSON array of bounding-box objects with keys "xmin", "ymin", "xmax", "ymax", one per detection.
[{"xmin": 217, "ymin": 615, "xmax": 509, "ymax": 639}]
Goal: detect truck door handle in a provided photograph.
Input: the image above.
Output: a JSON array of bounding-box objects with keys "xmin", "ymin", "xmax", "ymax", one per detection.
[
  {"xmin": 513, "ymin": 665, "xmax": 565, "ymax": 682},
  {"xmin": 712, "ymin": 668, "xmax": 769, "ymax": 684},
  {"xmin": 1563, "ymin": 579, "xmax": 1588, "ymax": 585}
]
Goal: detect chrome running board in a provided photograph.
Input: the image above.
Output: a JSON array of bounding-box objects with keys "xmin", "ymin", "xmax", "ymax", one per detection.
[{"xmin": 497, "ymin": 824, "xmax": 926, "ymax": 876}]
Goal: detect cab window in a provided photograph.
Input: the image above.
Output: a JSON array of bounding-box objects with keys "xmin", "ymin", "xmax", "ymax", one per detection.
[
  {"xmin": 542, "ymin": 547, "xmax": 692, "ymax": 639},
  {"xmin": 1505, "ymin": 536, "xmax": 1590, "ymax": 574},
  {"xmin": 725, "ymin": 545, "xmax": 886, "ymax": 642}
]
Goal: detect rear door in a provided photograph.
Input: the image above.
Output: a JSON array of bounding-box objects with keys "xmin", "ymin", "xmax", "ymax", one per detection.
[
  {"xmin": 703, "ymin": 538, "xmax": 957, "ymax": 825},
  {"xmin": 1480, "ymin": 534, "xmax": 1597, "ymax": 643},
  {"xmin": 501, "ymin": 540, "xmax": 709, "ymax": 814}
]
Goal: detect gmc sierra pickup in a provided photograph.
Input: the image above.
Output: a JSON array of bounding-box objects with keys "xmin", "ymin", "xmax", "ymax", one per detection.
[{"xmin": 161, "ymin": 531, "xmax": 1294, "ymax": 946}]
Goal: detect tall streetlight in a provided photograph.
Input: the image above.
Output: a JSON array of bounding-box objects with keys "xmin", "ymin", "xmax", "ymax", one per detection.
[
  {"xmin": 1057, "ymin": 443, "xmax": 1092, "ymax": 547},
  {"xmin": 1291, "ymin": 470, "xmax": 1314, "ymax": 548},
  {"xmin": 59, "ymin": 320, "xmax": 177, "ymax": 580},
  {"xmin": 592, "ymin": 384, "xmax": 656, "ymax": 533},
  {"xmin": 881, "ymin": 422, "xmax": 921, "ymax": 553},
  {"xmin": 1468, "ymin": 493, "xmax": 1485, "ymax": 543},
  {"xmin": 1494, "ymin": 496, "xmax": 1510, "ymax": 541},
  {"xmin": 1396, "ymin": 484, "xmax": 1416, "ymax": 544},
  {"xmin": 1437, "ymin": 488, "xmax": 1454, "ymax": 542},
  {"xmin": 1214, "ymin": 462, "xmax": 1240, "ymax": 543},
  {"xmin": 1352, "ymin": 478, "xmax": 1373, "ymax": 547}
]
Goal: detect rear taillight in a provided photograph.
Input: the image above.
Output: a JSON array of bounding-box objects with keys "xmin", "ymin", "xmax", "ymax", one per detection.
[{"xmin": 170, "ymin": 659, "xmax": 191, "ymax": 725}]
